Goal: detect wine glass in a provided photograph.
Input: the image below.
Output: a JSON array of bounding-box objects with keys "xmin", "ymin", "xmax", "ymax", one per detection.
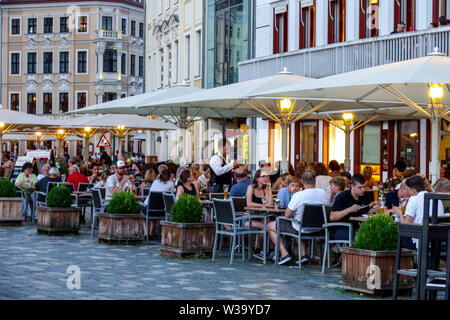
[{"xmin": 261, "ymin": 196, "xmax": 267, "ymax": 208}]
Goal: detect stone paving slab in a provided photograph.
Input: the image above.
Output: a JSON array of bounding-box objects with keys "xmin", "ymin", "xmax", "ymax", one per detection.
[{"xmin": 0, "ymin": 222, "xmax": 413, "ymax": 300}]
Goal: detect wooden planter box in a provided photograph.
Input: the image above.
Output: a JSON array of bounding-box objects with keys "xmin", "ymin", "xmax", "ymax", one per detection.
[
  {"xmin": 98, "ymin": 213, "xmax": 146, "ymax": 244},
  {"xmin": 0, "ymin": 197, "xmax": 24, "ymax": 226},
  {"xmin": 340, "ymin": 247, "xmax": 415, "ymax": 295},
  {"xmin": 36, "ymin": 207, "xmax": 81, "ymax": 235},
  {"xmin": 160, "ymin": 221, "xmax": 216, "ymax": 258}
]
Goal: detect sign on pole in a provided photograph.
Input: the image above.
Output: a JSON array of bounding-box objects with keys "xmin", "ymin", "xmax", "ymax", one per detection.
[{"xmin": 96, "ymin": 134, "xmax": 111, "ymax": 148}]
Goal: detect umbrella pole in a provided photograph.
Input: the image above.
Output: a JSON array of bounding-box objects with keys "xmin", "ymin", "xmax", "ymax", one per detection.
[
  {"xmin": 344, "ymin": 127, "xmax": 351, "ymax": 173},
  {"xmin": 280, "ymin": 122, "xmax": 288, "ymax": 174},
  {"xmin": 84, "ymin": 136, "xmax": 89, "ymax": 165},
  {"xmin": 58, "ymin": 138, "xmax": 64, "ymax": 160},
  {"xmin": 429, "ymin": 116, "xmax": 441, "ymax": 184}
]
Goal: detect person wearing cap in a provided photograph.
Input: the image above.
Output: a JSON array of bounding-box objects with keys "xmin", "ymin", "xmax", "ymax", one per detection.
[
  {"xmin": 105, "ymin": 160, "xmax": 134, "ymax": 201},
  {"xmin": 209, "ymin": 139, "xmax": 238, "ymax": 193}
]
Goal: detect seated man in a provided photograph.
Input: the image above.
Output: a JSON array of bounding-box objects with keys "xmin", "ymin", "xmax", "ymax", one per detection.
[
  {"xmin": 330, "ymin": 173, "xmax": 379, "ymax": 241},
  {"xmin": 66, "ymin": 165, "xmax": 89, "ymax": 191},
  {"xmin": 400, "ymin": 175, "xmax": 445, "ymax": 249},
  {"xmin": 105, "ymin": 161, "xmax": 134, "ymax": 201},
  {"xmin": 384, "ymin": 181, "xmax": 410, "ymax": 215},
  {"xmin": 229, "ymin": 167, "xmax": 251, "ymax": 197},
  {"xmin": 267, "ymin": 170, "xmax": 328, "ymax": 265}
]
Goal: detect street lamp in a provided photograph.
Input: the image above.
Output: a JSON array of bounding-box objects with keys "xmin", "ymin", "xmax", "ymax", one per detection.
[
  {"xmin": 35, "ymin": 131, "xmax": 42, "ymax": 148},
  {"xmin": 343, "ymin": 112, "xmax": 354, "ymax": 127},
  {"xmin": 429, "ymin": 83, "xmax": 443, "ymax": 105}
]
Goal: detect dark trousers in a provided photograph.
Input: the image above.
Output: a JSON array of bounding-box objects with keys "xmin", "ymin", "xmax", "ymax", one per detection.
[{"xmin": 209, "ymin": 184, "xmax": 222, "ymax": 193}]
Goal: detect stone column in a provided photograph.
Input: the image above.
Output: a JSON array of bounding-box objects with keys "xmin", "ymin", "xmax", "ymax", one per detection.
[{"xmin": 96, "ymin": 44, "xmax": 105, "ymax": 81}]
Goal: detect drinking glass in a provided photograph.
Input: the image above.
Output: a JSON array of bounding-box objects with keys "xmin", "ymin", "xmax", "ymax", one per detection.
[
  {"xmin": 378, "ymin": 199, "xmax": 385, "ymax": 215},
  {"xmin": 223, "ymin": 184, "xmax": 229, "ymax": 199},
  {"xmin": 399, "ymin": 198, "xmax": 407, "ymax": 215},
  {"xmin": 262, "ymin": 196, "xmax": 267, "ymax": 208}
]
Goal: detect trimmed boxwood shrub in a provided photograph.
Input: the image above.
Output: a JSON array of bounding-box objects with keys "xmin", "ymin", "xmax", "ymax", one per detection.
[
  {"xmin": 46, "ymin": 185, "xmax": 73, "ymax": 208},
  {"xmin": 106, "ymin": 191, "xmax": 140, "ymax": 215},
  {"xmin": 353, "ymin": 214, "xmax": 399, "ymax": 251},
  {"xmin": 0, "ymin": 178, "xmax": 18, "ymax": 197},
  {"xmin": 170, "ymin": 194, "xmax": 203, "ymax": 223}
]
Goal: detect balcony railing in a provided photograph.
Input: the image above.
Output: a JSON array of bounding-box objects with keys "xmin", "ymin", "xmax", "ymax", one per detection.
[
  {"xmin": 239, "ymin": 26, "xmax": 450, "ymax": 81},
  {"xmin": 97, "ymin": 30, "xmax": 122, "ymax": 40}
]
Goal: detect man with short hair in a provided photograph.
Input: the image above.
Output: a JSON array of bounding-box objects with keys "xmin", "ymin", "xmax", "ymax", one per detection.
[
  {"xmin": 209, "ymin": 139, "xmax": 238, "ymax": 193},
  {"xmin": 330, "ymin": 174, "xmax": 379, "ymax": 239},
  {"xmin": 391, "ymin": 21, "xmax": 406, "ymax": 34},
  {"xmin": 37, "ymin": 164, "xmax": 51, "ymax": 181},
  {"xmin": 66, "ymin": 165, "xmax": 89, "ymax": 191},
  {"xmin": 400, "ymin": 176, "xmax": 444, "ymax": 249},
  {"xmin": 105, "ymin": 160, "xmax": 134, "ymax": 201},
  {"xmin": 267, "ymin": 170, "xmax": 329, "ymax": 265},
  {"xmin": 229, "ymin": 167, "xmax": 251, "ymax": 197}
]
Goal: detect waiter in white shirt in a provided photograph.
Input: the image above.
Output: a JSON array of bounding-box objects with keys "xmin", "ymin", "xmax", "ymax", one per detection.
[{"xmin": 209, "ymin": 139, "xmax": 238, "ymax": 193}]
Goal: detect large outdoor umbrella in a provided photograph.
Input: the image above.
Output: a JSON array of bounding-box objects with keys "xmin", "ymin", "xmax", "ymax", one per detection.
[
  {"xmin": 67, "ymin": 85, "xmax": 206, "ymax": 165},
  {"xmin": 55, "ymin": 114, "xmax": 177, "ymax": 163},
  {"xmin": 256, "ymin": 48, "xmax": 450, "ymax": 183},
  {"xmin": 134, "ymin": 70, "xmax": 410, "ymax": 172},
  {"xmin": 0, "ymin": 106, "xmax": 56, "ymax": 160}
]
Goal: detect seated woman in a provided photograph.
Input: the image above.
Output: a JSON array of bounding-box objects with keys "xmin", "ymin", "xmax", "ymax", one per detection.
[
  {"xmin": 363, "ymin": 166, "xmax": 375, "ymax": 189},
  {"xmin": 141, "ymin": 169, "xmax": 175, "ymax": 239},
  {"xmin": 93, "ymin": 171, "xmax": 108, "ymax": 189},
  {"xmin": 276, "ymin": 176, "xmax": 301, "ymax": 208},
  {"xmin": 15, "ymin": 162, "xmax": 37, "ymax": 220},
  {"xmin": 175, "ymin": 169, "xmax": 200, "ymax": 201},
  {"xmin": 329, "ymin": 176, "xmax": 346, "ymax": 204},
  {"xmin": 140, "ymin": 169, "xmax": 156, "ymax": 192},
  {"xmin": 88, "ymin": 165, "xmax": 101, "ymax": 184},
  {"xmin": 245, "ymin": 169, "xmax": 274, "ymax": 261}
]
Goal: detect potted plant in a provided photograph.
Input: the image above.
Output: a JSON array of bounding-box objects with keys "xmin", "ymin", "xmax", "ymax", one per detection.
[
  {"xmin": 36, "ymin": 185, "xmax": 81, "ymax": 235},
  {"xmin": 0, "ymin": 178, "xmax": 23, "ymax": 226},
  {"xmin": 160, "ymin": 194, "xmax": 215, "ymax": 258},
  {"xmin": 98, "ymin": 191, "xmax": 145, "ymax": 244},
  {"xmin": 340, "ymin": 214, "xmax": 415, "ymax": 295}
]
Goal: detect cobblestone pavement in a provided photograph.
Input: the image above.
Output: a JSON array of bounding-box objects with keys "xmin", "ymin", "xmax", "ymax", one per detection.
[{"xmin": 0, "ymin": 223, "xmax": 404, "ymax": 300}]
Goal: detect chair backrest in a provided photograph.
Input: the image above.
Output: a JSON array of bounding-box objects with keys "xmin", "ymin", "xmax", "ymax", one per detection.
[
  {"xmin": 148, "ymin": 192, "xmax": 165, "ymax": 216},
  {"xmin": 98, "ymin": 187, "xmax": 106, "ymax": 199},
  {"xmin": 209, "ymin": 193, "xmax": 224, "ymax": 200},
  {"xmin": 46, "ymin": 181, "xmax": 59, "ymax": 194},
  {"xmin": 58, "ymin": 182, "xmax": 74, "ymax": 193},
  {"xmin": 301, "ymin": 204, "xmax": 327, "ymax": 229},
  {"xmin": 212, "ymin": 198, "xmax": 235, "ymax": 225},
  {"xmin": 141, "ymin": 188, "xmax": 150, "ymax": 197},
  {"xmin": 162, "ymin": 192, "xmax": 175, "ymax": 215},
  {"xmin": 91, "ymin": 188, "xmax": 103, "ymax": 210},
  {"xmin": 231, "ymin": 196, "xmax": 246, "ymax": 213},
  {"xmin": 78, "ymin": 183, "xmax": 94, "ymax": 192}
]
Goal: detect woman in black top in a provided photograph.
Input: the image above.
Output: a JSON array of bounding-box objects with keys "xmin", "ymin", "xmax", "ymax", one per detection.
[{"xmin": 175, "ymin": 169, "xmax": 200, "ymax": 201}]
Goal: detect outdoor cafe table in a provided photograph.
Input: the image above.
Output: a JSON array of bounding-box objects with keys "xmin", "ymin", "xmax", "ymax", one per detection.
[{"xmin": 243, "ymin": 206, "xmax": 285, "ymax": 265}]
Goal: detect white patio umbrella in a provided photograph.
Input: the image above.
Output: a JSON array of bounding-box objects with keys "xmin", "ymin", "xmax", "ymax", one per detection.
[
  {"xmin": 0, "ymin": 106, "xmax": 57, "ymax": 160},
  {"xmin": 256, "ymin": 48, "xmax": 450, "ymax": 183},
  {"xmin": 55, "ymin": 114, "xmax": 177, "ymax": 163}
]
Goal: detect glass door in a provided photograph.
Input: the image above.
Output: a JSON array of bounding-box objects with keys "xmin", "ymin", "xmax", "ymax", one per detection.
[{"xmin": 300, "ymin": 121, "xmax": 317, "ymax": 164}]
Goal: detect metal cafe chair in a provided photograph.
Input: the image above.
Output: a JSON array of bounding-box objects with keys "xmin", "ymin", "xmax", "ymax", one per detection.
[
  {"xmin": 212, "ymin": 198, "xmax": 266, "ymax": 265},
  {"xmin": 90, "ymin": 188, "xmax": 106, "ymax": 237},
  {"xmin": 145, "ymin": 192, "xmax": 166, "ymax": 241},
  {"xmin": 274, "ymin": 204, "xmax": 327, "ymax": 269},
  {"xmin": 162, "ymin": 192, "xmax": 175, "ymax": 221}
]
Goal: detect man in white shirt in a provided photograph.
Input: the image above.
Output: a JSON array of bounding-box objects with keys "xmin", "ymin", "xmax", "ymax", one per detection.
[
  {"xmin": 401, "ymin": 175, "xmax": 444, "ymax": 249},
  {"xmin": 105, "ymin": 160, "xmax": 133, "ymax": 201},
  {"xmin": 209, "ymin": 139, "xmax": 238, "ymax": 193},
  {"xmin": 267, "ymin": 170, "xmax": 329, "ymax": 265}
]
